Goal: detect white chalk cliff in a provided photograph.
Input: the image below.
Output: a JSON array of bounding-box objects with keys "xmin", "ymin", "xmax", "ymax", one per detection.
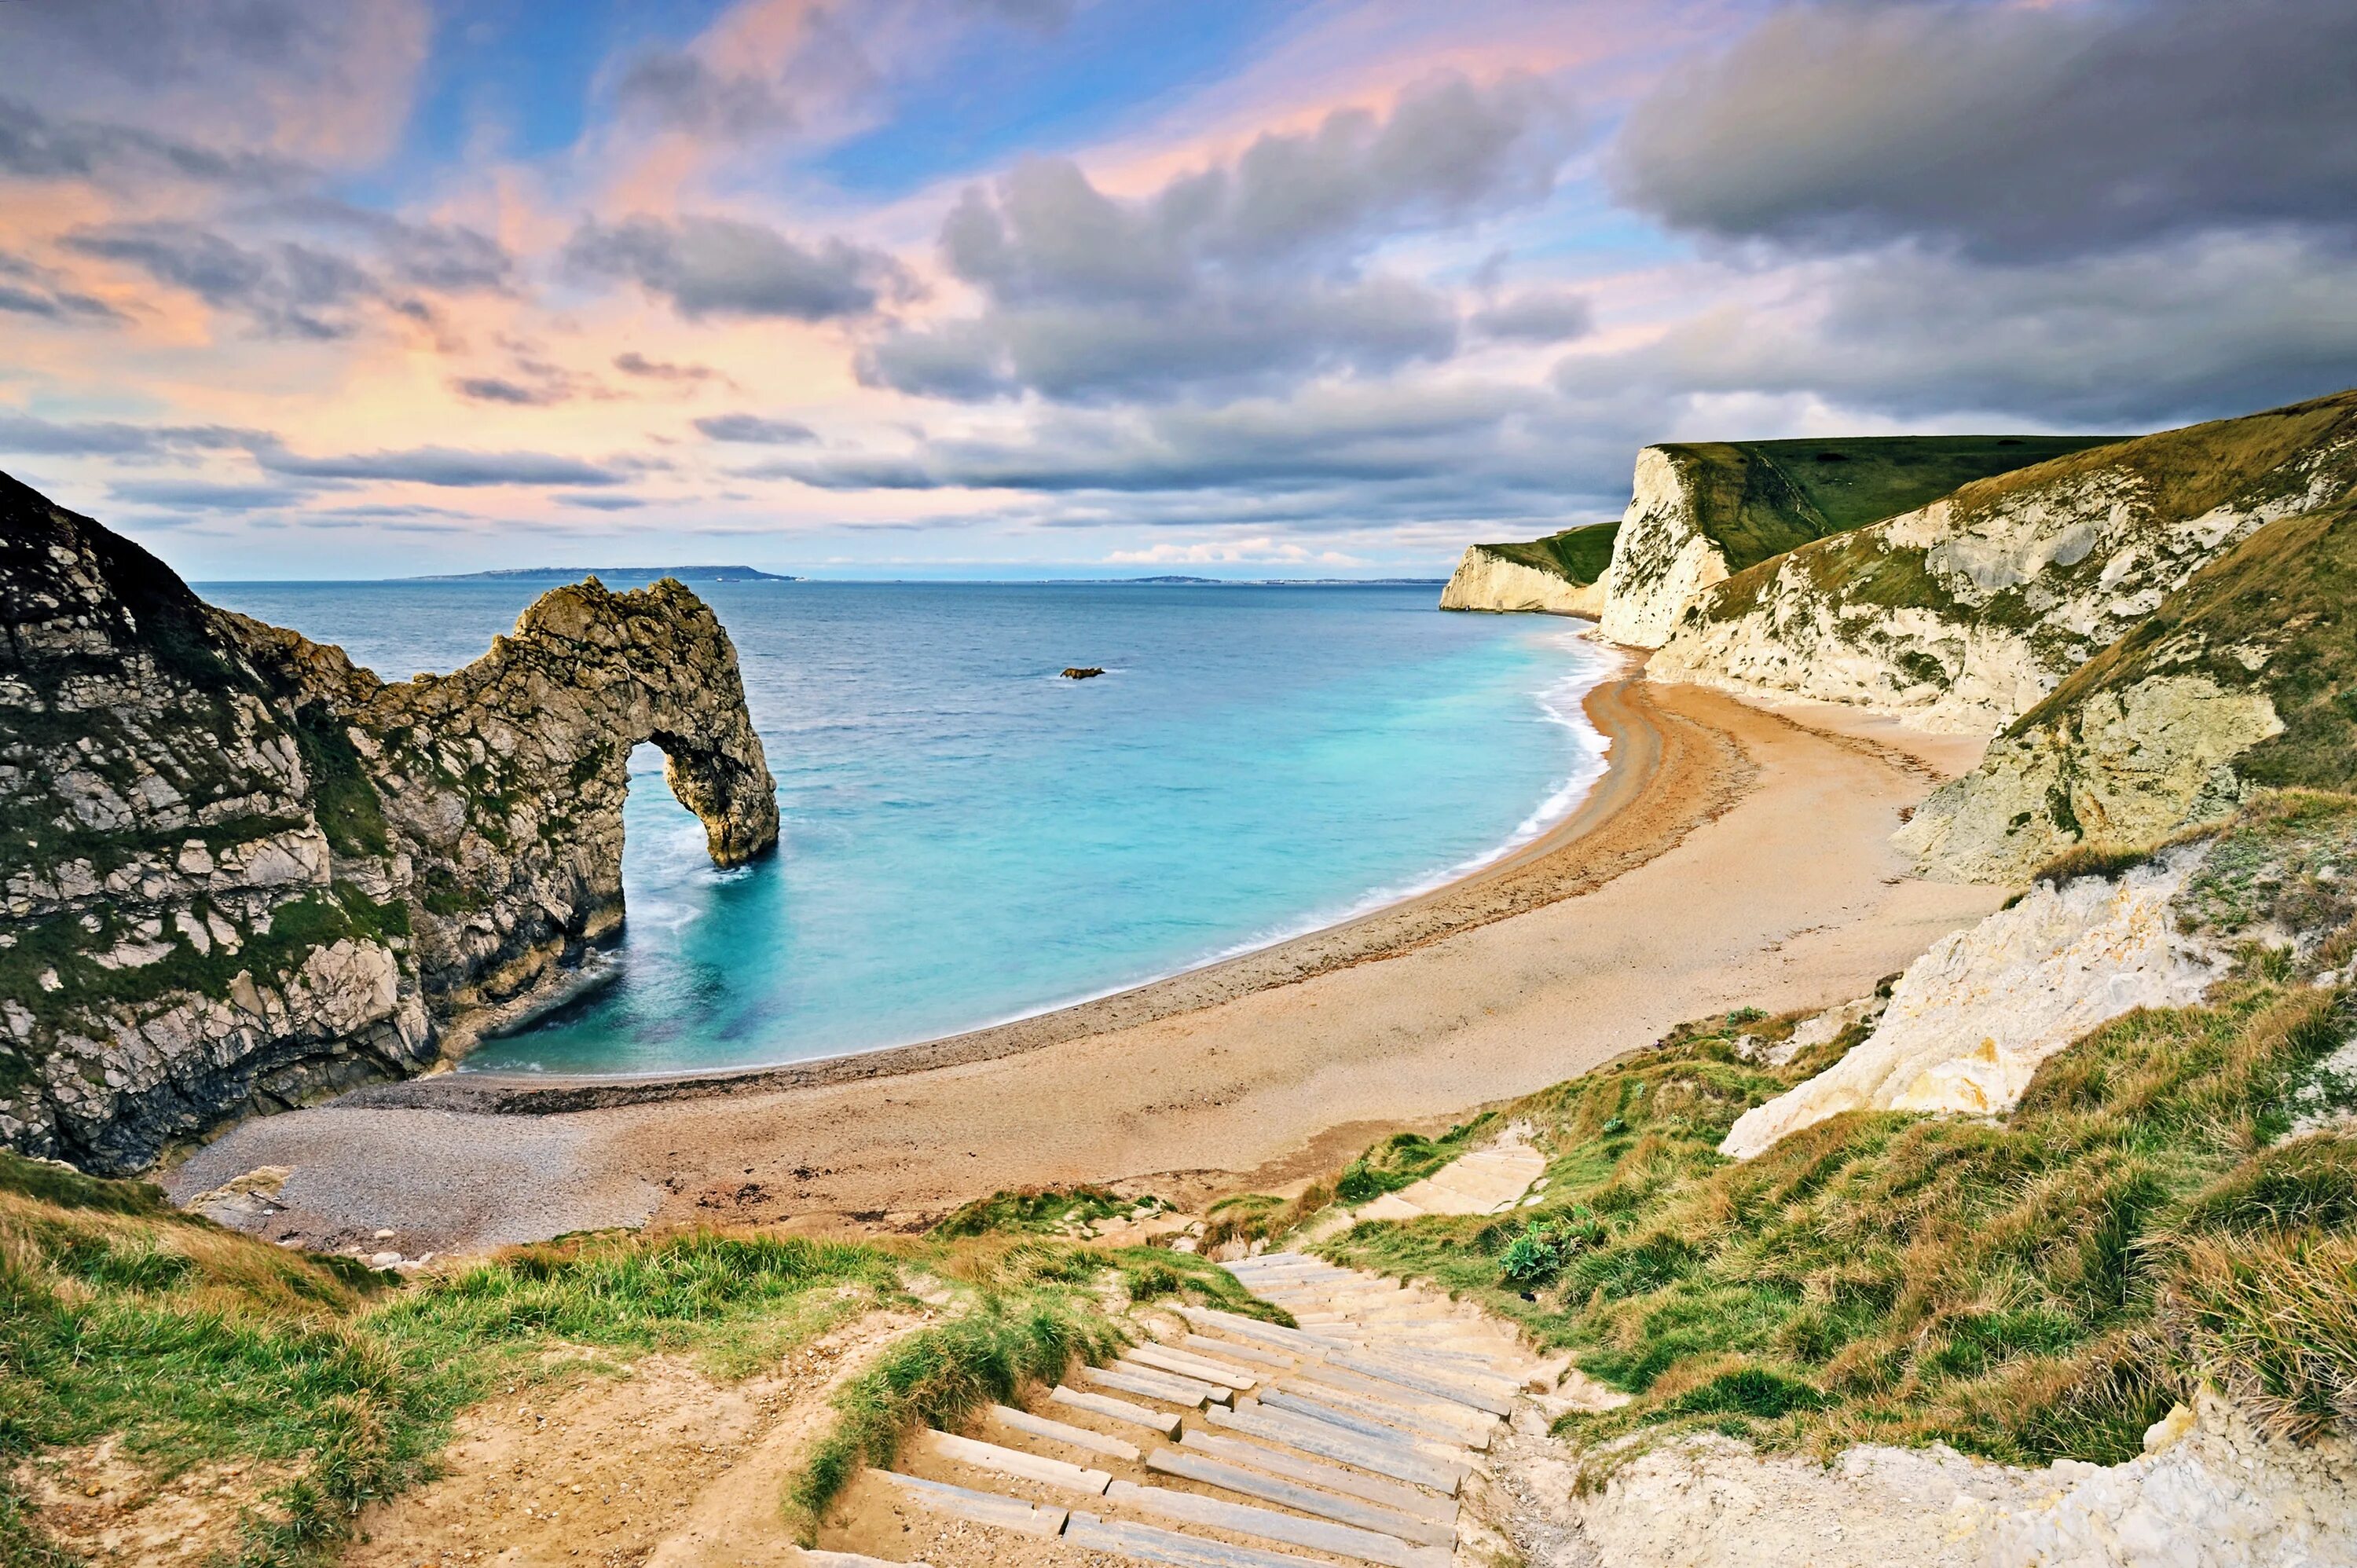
[
  {"xmin": 1597, "ymin": 447, "xmax": 1723, "ymax": 648},
  {"xmin": 1438, "ymin": 545, "xmax": 1606, "ymax": 616},
  {"xmin": 1648, "ymin": 408, "xmax": 2357, "ymax": 733},
  {"xmin": 1719, "ymin": 846, "xmax": 2223, "ymax": 1160}
]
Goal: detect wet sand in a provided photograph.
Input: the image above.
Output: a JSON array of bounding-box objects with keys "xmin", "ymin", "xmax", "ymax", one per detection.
[{"xmin": 167, "ymin": 676, "xmax": 2005, "ymax": 1252}]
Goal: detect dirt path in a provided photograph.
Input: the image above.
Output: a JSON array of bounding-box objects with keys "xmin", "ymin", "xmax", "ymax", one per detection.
[
  {"xmin": 344, "ymin": 1310, "xmax": 919, "ymax": 1568},
  {"xmin": 171, "ymin": 679, "xmax": 2004, "ymax": 1254}
]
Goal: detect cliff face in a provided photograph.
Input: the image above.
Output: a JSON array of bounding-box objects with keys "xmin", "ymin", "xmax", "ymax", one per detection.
[
  {"xmin": 1899, "ymin": 500, "xmax": 2354, "ymax": 882},
  {"xmin": 1648, "ymin": 392, "xmax": 2357, "ymax": 735},
  {"xmin": 0, "ymin": 473, "xmax": 777, "ymax": 1172},
  {"xmin": 1438, "ymin": 545, "xmax": 1607, "ymax": 616},
  {"xmin": 1595, "ymin": 434, "xmax": 2110, "ymax": 650}
]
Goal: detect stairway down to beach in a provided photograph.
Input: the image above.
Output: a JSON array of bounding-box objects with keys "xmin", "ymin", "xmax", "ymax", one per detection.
[{"xmin": 841, "ymin": 1251, "xmax": 1556, "ymax": 1568}]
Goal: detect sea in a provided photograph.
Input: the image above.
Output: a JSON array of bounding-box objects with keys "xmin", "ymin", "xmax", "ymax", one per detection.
[{"xmin": 197, "ymin": 579, "xmax": 1614, "ymax": 1075}]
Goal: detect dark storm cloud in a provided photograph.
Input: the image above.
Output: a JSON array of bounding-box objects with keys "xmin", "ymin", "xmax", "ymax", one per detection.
[
  {"xmin": 1616, "ymin": 0, "xmax": 2357, "ymax": 262},
  {"xmin": 862, "ymin": 73, "xmax": 1575, "ymax": 403},
  {"xmin": 695, "ymin": 415, "xmax": 819, "ymax": 445},
  {"xmin": 566, "ymin": 214, "xmax": 911, "ymax": 322}
]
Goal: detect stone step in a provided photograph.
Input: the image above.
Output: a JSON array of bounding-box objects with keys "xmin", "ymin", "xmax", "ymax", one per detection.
[
  {"xmin": 1091, "ymin": 1364, "xmax": 1232, "ymax": 1409},
  {"xmin": 1131, "ymin": 1343, "xmax": 1257, "ymax": 1390},
  {"xmin": 876, "ymin": 1471, "xmax": 1067, "ymax": 1537},
  {"xmin": 805, "ymin": 1551, "xmax": 932, "ymax": 1568},
  {"xmin": 1053, "ymin": 1384, "xmax": 1184, "ymax": 1437},
  {"xmin": 1145, "ymin": 1449, "xmax": 1454, "ymax": 1549},
  {"xmin": 915, "ymin": 1430, "xmax": 1111, "ymax": 1496},
  {"xmin": 1203, "ymin": 1405, "xmax": 1463, "ymax": 1493},
  {"xmin": 1292, "ymin": 1365, "xmax": 1501, "ymax": 1429},
  {"xmin": 1066, "ymin": 1511, "xmax": 1327, "ymax": 1568},
  {"xmin": 1269, "ymin": 1380, "xmax": 1491, "ymax": 1449},
  {"xmin": 1104, "ymin": 1478, "xmax": 1451, "ymax": 1568},
  {"xmin": 1176, "ymin": 1433, "xmax": 1453, "ymax": 1525},
  {"xmin": 1183, "ymin": 1335, "xmax": 1296, "ymax": 1371},
  {"xmin": 1247, "ymin": 1394, "xmax": 1468, "ymax": 1464},
  {"xmin": 1324, "ymin": 1354, "xmax": 1516, "ymax": 1416},
  {"xmin": 1177, "ymin": 1306, "xmax": 1350, "ymax": 1354},
  {"xmin": 988, "ymin": 1403, "xmax": 1142, "ymax": 1463}
]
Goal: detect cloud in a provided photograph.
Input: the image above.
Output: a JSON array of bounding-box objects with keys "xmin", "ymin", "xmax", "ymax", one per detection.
[
  {"xmin": 1470, "ymin": 288, "xmax": 1593, "ymax": 343},
  {"xmin": 0, "ymin": 251, "xmax": 123, "ymax": 322},
  {"xmin": 0, "ymin": 411, "xmax": 262, "ymax": 457},
  {"xmin": 1552, "ymin": 230, "xmax": 2357, "ymax": 430},
  {"xmin": 610, "ymin": 51, "xmax": 797, "ymax": 139},
  {"xmin": 860, "ymin": 72, "xmax": 1574, "ymax": 403},
  {"xmin": 60, "ymin": 206, "xmax": 512, "ymax": 340},
  {"xmin": 771, "ymin": 381, "xmax": 1544, "ymax": 494},
  {"xmin": 1105, "ymin": 537, "xmax": 1360, "ymax": 567},
  {"xmin": 1616, "ymin": 0, "xmax": 2357, "ymax": 262},
  {"xmin": 108, "ymin": 478, "xmax": 316, "ymax": 509},
  {"xmin": 450, "ymin": 376, "xmax": 566, "ymax": 407},
  {"xmin": 566, "ymin": 214, "xmax": 911, "ymax": 322},
  {"xmin": 614, "ymin": 351, "xmax": 730, "ymax": 384},
  {"xmin": 0, "ymin": 94, "xmax": 305, "ymax": 188},
  {"xmin": 559, "ymin": 493, "xmax": 648, "ymax": 511},
  {"xmin": 0, "ymin": 1, "xmax": 429, "ymax": 169},
  {"xmin": 695, "ymin": 413, "xmax": 819, "ymax": 444},
  {"xmin": 253, "ymin": 445, "xmax": 623, "ymax": 488}
]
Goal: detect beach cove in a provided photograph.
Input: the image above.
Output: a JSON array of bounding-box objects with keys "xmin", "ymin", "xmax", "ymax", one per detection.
[{"xmin": 167, "ymin": 672, "xmax": 2005, "ymax": 1251}]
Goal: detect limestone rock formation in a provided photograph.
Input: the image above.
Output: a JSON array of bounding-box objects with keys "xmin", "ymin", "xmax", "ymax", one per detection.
[
  {"xmin": 1595, "ymin": 434, "xmax": 2109, "ymax": 650},
  {"xmin": 0, "ymin": 471, "xmax": 777, "ymax": 1171},
  {"xmin": 1718, "ymin": 845, "xmax": 2224, "ymax": 1160},
  {"xmin": 1650, "ymin": 392, "xmax": 2357, "ymax": 734},
  {"xmin": 1900, "ymin": 500, "xmax": 2353, "ymax": 883},
  {"xmin": 1597, "ymin": 447, "xmax": 1727, "ymax": 647},
  {"xmin": 1561, "ymin": 1390, "xmax": 2357, "ymax": 1568},
  {"xmin": 1437, "ymin": 545, "xmax": 1606, "ymax": 616},
  {"xmin": 1439, "ymin": 520, "xmax": 1617, "ymax": 617}
]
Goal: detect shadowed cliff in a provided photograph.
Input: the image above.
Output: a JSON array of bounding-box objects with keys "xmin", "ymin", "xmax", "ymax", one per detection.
[{"xmin": 0, "ymin": 471, "xmax": 777, "ymax": 1171}]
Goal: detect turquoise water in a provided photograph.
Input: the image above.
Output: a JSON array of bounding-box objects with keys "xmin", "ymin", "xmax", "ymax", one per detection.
[{"xmin": 200, "ymin": 581, "xmax": 1610, "ymax": 1075}]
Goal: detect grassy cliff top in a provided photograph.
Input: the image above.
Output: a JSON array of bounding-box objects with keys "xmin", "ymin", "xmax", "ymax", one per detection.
[
  {"xmin": 1662, "ymin": 433, "xmax": 2120, "ymax": 573},
  {"xmin": 1476, "ymin": 521, "xmax": 1621, "ymax": 585}
]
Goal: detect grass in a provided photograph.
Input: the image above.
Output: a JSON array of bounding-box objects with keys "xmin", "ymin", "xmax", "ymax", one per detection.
[
  {"xmin": 1480, "ymin": 522, "xmax": 1620, "ymax": 586},
  {"xmin": 1333, "ymin": 1116, "xmax": 1494, "ymax": 1206},
  {"xmin": 1314, "ymin": 934, "xmax": 2357, "ymax": 1472},
  {"xmin": 2011, "ymin": 500, "xmax": 2357, "ymax": 797},
  {"xmin": 1662, "ymin": 434, "xmax": 2113, "ymax": 573},
  {"xmin": 0, "ymin": 1156, "xmax": 1203, "ymax": 1567}
]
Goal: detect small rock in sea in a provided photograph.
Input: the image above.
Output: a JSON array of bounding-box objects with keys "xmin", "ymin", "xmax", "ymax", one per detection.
[{"xmin": 1061, "ymin": 666, "xmax": 1105, "ymax": 680}]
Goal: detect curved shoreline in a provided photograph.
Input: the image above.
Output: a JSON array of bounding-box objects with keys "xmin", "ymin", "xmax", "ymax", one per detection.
[{"xmin": 338, "ymin": 654, "xmax": 1743, "ymax": 1118}]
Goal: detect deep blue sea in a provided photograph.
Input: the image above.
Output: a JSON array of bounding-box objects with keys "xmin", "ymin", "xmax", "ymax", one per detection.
[{"xmin": 198, "ymin": 580, "xmax": 1610, "ymax": 1075}]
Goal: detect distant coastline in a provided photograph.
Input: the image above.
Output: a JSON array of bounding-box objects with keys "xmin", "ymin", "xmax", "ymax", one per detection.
[{"xmin": 405, "ymin": 565, "xmax": 801, "ymax": 583}]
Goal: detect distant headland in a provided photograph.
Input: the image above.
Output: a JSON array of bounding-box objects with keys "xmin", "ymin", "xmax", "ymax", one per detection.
[{"xmin": 407, "ymin": 565, "xmax": 800, "ymax": 584}]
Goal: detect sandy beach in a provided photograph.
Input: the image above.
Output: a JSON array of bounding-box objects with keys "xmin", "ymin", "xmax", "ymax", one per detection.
[{"xmin": 167, "ymin": 673, "xmax": 2004, "ymax": 1252}]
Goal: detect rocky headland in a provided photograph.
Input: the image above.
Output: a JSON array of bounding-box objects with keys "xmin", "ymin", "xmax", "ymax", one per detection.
[{"xmin": 0, "ymin": 471, "xmax": 775, "ymax": 1173}]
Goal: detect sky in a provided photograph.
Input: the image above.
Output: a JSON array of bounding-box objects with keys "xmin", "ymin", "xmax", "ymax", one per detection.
[{"xmin": 1, "ymin": 0, "xmax": 2352, "ymax": 581}]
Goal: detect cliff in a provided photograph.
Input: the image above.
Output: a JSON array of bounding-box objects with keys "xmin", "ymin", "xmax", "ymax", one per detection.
[
  {"xmin": 1899, "ymin": 498, "xmax": 2356, "ymax": 882},
  {"xmin": 1596, "ymin": 434, "xmax": 2108, "ymax": 647},
  {"xmin": 1439, "ymin": 522, "xmax": 1616, "ymax": 615},
  {"xmin": 0, "ymin": 472, "xmax": 776, "ymax": 1172},
  {"xmin": 1648, "ymin": 391, "xmax": 2357, "ymax": 732}
]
